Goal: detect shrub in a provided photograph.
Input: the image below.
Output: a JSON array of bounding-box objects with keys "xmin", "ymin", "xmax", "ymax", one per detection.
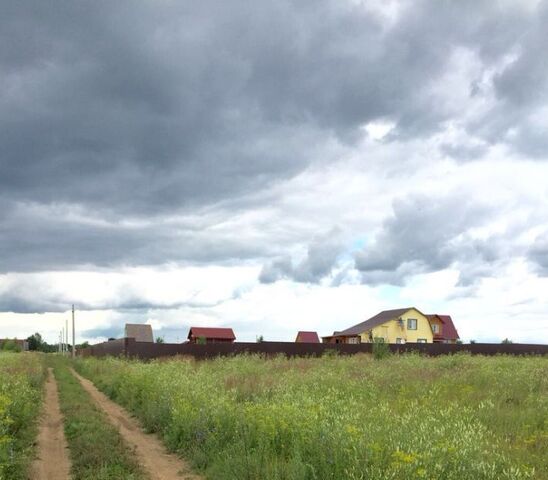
[
  {"xmin": 1, "ymin": 340, "xmax": 22, "ymax": 352},
  {"xmin": 372, "ymin": 338, "xmax": 391, "ymax": 359}
]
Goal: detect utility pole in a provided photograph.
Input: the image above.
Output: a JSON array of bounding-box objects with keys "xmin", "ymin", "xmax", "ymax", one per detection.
[
  {"xmin": 66, "ymin": 319, "xmax": 69, "ymax": 356},
  {"xmin": 59, "ymin": 331, "xmax": 62, "ymax": 353},
  {"xmin": 61, "ymin": 327, "xmax": 64, "ymax": 354},
  {"xmin": 72, "ymin": 304, "xmax": 75, "ymax": 358}
]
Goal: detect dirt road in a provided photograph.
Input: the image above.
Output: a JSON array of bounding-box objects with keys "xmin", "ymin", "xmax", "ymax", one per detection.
[
  {"xmin": 70, "ymin": 368, "xmax": 202, "ymax": 480},
  {"xmin": 30, "ymin": 368, "xmax": 71, "ymax": 480}
]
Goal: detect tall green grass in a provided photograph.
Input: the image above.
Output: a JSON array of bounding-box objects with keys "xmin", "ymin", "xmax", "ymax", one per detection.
[
  {"xmin": 53, "ymin": 358, "xmax": 148, "ymax": 480},
  {"xmin": 0, "ymin": 353, "xmax": 46, "ymax": 480},
  {"xmin": 76, "ymin": 354, "xmax": 548, "ymax": 480}
]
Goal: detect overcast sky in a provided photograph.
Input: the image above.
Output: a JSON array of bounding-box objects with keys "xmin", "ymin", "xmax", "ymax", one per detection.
[{"xmin": 1, "ymin": 0, "xmax": 548, "ymax": 344}]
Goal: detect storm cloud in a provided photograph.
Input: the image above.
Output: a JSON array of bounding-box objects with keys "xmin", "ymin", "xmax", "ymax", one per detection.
[
  {"xmin": 1, "ymin": 1, "xmax": 547, "ymax": 343},
  {"xmin": 528, "ymin": 234, "xmax": 548, "ymax": 276},
  {"xmin": 353, "ymin": 194, "xmax": 523, "ymax": 286},
  {"xmin": 2, "ymin": 0, "xmax": 545, "ymax": 269},
  {"xmin": 259, "ymin": 228, "xmax": 344, "ymax": 283}
]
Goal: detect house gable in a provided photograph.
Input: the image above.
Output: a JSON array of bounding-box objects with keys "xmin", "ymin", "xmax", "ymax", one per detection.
[
  {"xmin": 358, "ymin": 307, "xmax": 434, "ymax": 344},
  {"xmin": 295, "ymin": 331, "xmax": 320, "ymax": 343},
  {"xmin": 124, "ymin": 323, "xmax": 154, "ymax": 343},
  {"xmin": 426, "ymin": 314, "xmax": 445, "ymax": 341},
  {"xmin": 325, "ymin": 307, "xmax": 434, "ymax": 344},
  {"xmin": 426, "ymin": 314, "xmax": 459, "ymax": 343}
]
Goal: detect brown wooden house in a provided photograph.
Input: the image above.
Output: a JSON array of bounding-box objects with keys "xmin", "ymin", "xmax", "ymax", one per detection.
[
  {"xmin": 187, "ymin": 327, "xmax": 236, "ymax": 344},
  {"xmin": 124, "ymin": 324, "xmax": 154, "ymax": 342}
]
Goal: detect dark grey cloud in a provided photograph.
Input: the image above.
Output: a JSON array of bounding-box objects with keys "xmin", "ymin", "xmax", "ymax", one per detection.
[
  {"xmin": 491, "ymin": 3, "xmax": 548, "ymax": 109},
  {"xmin": 528, "ymin": 234, "xmax": 548, "ymax": 276},
  {"xmin": 259, "ymin": 228, "xmax": 343, "ymax": 283},
  {"xmin": 464, "ymin": 1, "xmax": 548, "ymax": 159},
  {"xmin": 440, "ymin": 142, "xmax": 489, "ymax": 162},
  {"xmin": 354, "ymin": 194, "xmax": 503, "ymax": 285},
  {"xmin": 0, "ymin": 199, "xmax": 269, "ymax": 273},
  {"xmin": 80, "ymin": 326, "xmax": 124, "ymax": 341},
  {"xmin": 0, "ymin": 273, "xmax": 239, "ymax": 314},
  {"xmin": 0, "ymin": 0, "xmax": 546, "ymax": 279}
]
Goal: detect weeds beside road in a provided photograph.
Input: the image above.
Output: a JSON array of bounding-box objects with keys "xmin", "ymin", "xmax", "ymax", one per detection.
[
  {"xmin": 0, "ymin": 353, "xmax": 46, "ymax": 480},
  {"xmin": 76, "ymin": 353, "xmax": 548, "ymax": 480}
]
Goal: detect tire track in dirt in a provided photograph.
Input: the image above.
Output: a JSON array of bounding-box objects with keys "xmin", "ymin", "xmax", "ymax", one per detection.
[
  {"xmin": 31, "ymin": 367, "xmax": 71, "ymax": 480},
  {"xmin": 70, "ymin": 368, "xmax": 202, "ymax": 480}
]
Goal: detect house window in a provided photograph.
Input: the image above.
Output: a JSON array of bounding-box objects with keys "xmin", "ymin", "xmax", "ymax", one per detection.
[
  {"xmin": 417, "ymin": 338, "xmax": 427, "ymax": 343},
  {"xmin": 407, "ymin": 318, "xmax": 417, "ymax": 330},
  {"xmin": 347, "ymin": 337, "xmax": 360, "ymax": 344},
  {"xmin": 396, "ymin": 338, "xmax": 404, "ymax": 344},
  {"xmin": 431, "ymin": 324, "xmax": 439, "ymax": 334}
]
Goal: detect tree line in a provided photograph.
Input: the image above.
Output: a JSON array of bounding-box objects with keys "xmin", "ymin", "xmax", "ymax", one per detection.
[{"xmin": 1, "ymin": 332, "xmax": 90, "ymax": 353}]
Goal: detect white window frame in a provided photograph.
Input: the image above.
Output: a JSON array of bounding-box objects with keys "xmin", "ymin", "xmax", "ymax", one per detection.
[
  {"xmin": 431, "ymin": 324, "xmax": 439, "ymax": 334},
  {"xmin": 417, "ymin": 338, "xmax": 427, "ymax": 343},
  {"xmin": 396, "ymin": 338, "xmax": 404, "ymax": 344},
  {"xmin": 407, "ymin": 318, "xmax": 418, "ymax": 330}
]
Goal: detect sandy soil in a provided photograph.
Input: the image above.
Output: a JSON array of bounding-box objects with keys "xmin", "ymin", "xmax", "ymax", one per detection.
[
  {"xmin": 70, "ymin": 368, "xmax": 202, "ymax": 480},
  {"xmin": 30, "ymin": 368, "xmax": 71, "ymax": 480}
]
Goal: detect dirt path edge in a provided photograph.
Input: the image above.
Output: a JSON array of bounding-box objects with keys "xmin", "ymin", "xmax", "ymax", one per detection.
[
  {"xmin": 30, "ymin": 367, "xmax": 72, "ymax": 480},
  {"xmin": 70, "ymin": 368, "xmax": 202, "ymax": 480}
]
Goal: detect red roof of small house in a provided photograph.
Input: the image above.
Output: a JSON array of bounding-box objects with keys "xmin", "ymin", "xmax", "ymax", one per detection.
[
  {"xmin": 295, "ymin": 331, "xmax": 320, "ymax": 343},
  {"xmin": 426, "ymin": 314, "xmax": 460, "ymax": 341},
  {"xmin": 437, "ymin": 315, "xmax": 459, "ymax": 340},
  {"xmin": 188, "ymin": 327, "xmax": 236, "ymax": 340}
]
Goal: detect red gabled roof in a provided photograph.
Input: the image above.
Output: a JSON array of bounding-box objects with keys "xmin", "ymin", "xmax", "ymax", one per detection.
[
  {"xmin": 437, "ymin": 315, "xmax": 459, "ymax": 340},
  {"xmin": 295, "ymin": 331, "xmax": 320, "ymax": 343},
  {"xmin": 188, "ymin": 327, "xmax": 236, "ymax": 340},
  {"xmin": 426, "ymin": 314, "xmax": 460, "ymax": 341}
]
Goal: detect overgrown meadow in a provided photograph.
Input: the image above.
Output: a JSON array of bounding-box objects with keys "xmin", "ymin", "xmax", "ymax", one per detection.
[
  {"xmin": 76, "ymin": 354, "xmax": 548, "ymax": 480},
  {"xmin": 0, "ymin": 353, "xmax": 46, "ymax": 480}
]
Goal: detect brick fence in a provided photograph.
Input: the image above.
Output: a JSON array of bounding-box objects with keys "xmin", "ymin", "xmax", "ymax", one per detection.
[{"xmin": 78, "ymin": 338, "xmax": 548, "ymax": 360}]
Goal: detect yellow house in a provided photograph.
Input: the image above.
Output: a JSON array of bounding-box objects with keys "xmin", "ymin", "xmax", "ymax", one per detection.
[{"xmin": 322, "ymin": 307, "xmax": 434, "ymax": 344}]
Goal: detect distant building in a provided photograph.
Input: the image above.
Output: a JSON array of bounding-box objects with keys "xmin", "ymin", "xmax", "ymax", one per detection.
[
  {"xmin": 0, "ymin": 338, "xmax": 29, "ymax": 351},
  {"xmin": 295, "ymin": 331, "xmax": 320, "ymax": 343},
  {"xmin": 187, "ymin": 327, "xmax": 236, "ymax": 344},
  {"xmin": 322, "ymin": 307, "xmax": 435, "ymax": 344},
  {"xmin": 426, "ymin": 314, "xmax": 460, "ymax": 344},
  {"xmin": 124, "ymin": 323, "xmax": 154, "ymax": 343}
]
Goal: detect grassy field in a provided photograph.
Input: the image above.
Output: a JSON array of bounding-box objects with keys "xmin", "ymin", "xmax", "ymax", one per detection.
[
  {"xmin": 0, "ymin": 353, "xmax": 46, "ymax": 480},
  {"xmin": 76, "ymin": 353, "xmax": 548, "ymax": 480},
  {"xmin": 52, "ymin": 358, "xmax": 148, "ymax": 480}
]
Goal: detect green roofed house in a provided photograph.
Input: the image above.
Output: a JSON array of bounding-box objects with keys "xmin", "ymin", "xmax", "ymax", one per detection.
[{"xmin": 124, "ymin": 323, "xmax": 154, "ymax": 342}]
